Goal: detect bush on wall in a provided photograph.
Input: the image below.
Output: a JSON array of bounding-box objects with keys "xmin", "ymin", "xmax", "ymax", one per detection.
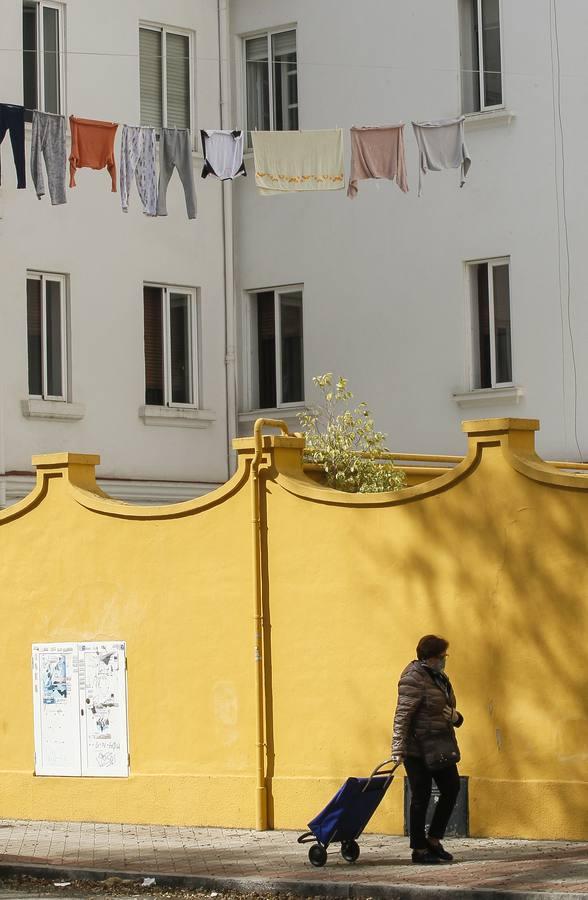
[{"xmin": 298, "ymin": 374, "xmax": 407, "ymax": 494}]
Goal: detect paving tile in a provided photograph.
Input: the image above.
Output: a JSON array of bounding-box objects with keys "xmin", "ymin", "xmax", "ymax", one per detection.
[{"xmin": 0, "ymin": 820, "xmax": 587, "ymax": 896}]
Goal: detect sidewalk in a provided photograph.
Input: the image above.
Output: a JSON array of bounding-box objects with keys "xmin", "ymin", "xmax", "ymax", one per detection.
[{"xmin": 0, "ymin": 820, "xmax": 587, "ymax": 900}]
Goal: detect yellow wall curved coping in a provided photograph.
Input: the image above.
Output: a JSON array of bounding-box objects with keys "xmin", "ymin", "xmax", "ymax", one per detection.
[
  {"xmin": 256, "ymin": 417, "xmax": 588, "ymax": 506},
  {"xmin": 0, "ymin": 451, "xmax": 252, "ymax": 523},
  {"xmin": 2, "ymin": 418, "xmax": 587, "ymax": 524}
]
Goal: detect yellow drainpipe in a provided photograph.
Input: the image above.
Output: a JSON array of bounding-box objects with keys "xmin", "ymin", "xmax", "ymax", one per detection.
[{"xmin": 251, "ymin": 418, "xmax": 290, "ymax": 830}]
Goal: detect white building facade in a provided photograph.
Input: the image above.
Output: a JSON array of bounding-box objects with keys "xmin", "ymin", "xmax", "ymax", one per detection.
[
  {"xmin": 0, "ymin": 0, "xmax": 235, "ymax": 506},
  {"xmin": 2, "ymin": 1, "xmax": 587, "ymax": 510},
  {"xmin": 230, "ymin": 0, "xmax": 588, "ymax": 462}
]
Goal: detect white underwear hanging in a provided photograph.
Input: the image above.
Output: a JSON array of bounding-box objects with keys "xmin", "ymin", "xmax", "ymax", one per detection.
[{"xmin": 200, "ymin": 130, "xmax": 246, "ymax": 180}]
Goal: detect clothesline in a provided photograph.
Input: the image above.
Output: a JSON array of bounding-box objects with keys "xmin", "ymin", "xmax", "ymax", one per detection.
[
  {"xmin": 251, "ymin": 122, "xmax": 470, "ymax": 198},
  {"xmin": 5, "ymin": 45, "xmax": 501, "ymax": 73},
  {"xmin": 14, "ymin": 48, "xmax": 500, "ymax": 75},
  {"xmin": 0, "ymin": 45, "xmax": 578, "ymax": 81},
  {"xmin": 2, "ymin": 102, "xmax": 471, "ymax": 215},
  {"xmin": 0, "ymin": 105, "xmax": 203, "ymax": 217}
]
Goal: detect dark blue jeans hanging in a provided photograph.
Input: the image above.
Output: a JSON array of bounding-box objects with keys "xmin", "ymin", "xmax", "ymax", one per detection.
[{"xmin": 0, "ymin": 103, "xmax": 26, "ymax": 188}]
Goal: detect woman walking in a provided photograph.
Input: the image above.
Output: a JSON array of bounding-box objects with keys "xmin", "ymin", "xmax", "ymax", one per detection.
[{"xmin": 392, "ymin": 634, "xmax": 463, "ymax": 864}]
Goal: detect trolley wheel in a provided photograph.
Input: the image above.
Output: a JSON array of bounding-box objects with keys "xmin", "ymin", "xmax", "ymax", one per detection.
[
  {"xmin": 308, "ymin": 844, "xmax": 327, "ymax": 867},
  {"xmin": 341, "ymin": 840, "xmax": 360, "ymax": 863}
]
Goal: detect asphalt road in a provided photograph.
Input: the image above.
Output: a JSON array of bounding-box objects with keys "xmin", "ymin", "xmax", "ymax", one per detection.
[{"xmin": 0, "ymin": 880, "xmax": 301, "ymax": 900}]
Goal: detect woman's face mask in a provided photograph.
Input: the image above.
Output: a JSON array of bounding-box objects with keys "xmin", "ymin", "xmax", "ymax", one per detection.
[{"xmin": 428, "ymin": 655, "xmax": 447, "ymax": 672}]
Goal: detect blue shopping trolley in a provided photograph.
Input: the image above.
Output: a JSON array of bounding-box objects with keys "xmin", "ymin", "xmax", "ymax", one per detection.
[{"xmin": 297, "ymin": 758, "xmax": 400, "ymax": 867}]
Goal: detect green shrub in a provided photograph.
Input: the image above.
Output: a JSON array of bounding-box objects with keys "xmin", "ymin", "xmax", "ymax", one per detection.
[{"xmin": 297, "ymin": 374, "xmax": 407, "ymax": 494}]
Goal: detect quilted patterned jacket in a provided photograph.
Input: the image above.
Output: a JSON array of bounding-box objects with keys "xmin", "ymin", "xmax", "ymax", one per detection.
[{"xmin": 391, "ymin": 659, "xmax": 463, "ymax": 758}]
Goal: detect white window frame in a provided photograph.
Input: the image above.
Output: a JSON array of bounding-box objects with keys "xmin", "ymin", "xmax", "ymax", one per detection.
[
  {"xmin": 245, "ymin": 284, "xmax": 304, "ymax": 411},
  {"xmin": 466, "ymin": 256, "xmax": 513, "ymax": 390},
  {"xmin": 460, "ymin": 0, "xmax": 504, "ymax": 114},
  {"xmin": 144, "ymin": 283, "xmax": 199, "ymax": 409},
  {"xmin": 23, "ymin": 0, "xmax": 66, "ymax": 115},
  {"xmin": 27, "ymin": 271, "xmax": 68, "ymax": 402},
  {"xmin": 139, "ymin": 22, "xmax": 195, "ymax": 139},
  {"xmin": 242, "ymin": 25, "xmax": 298, "ymax": 145}
]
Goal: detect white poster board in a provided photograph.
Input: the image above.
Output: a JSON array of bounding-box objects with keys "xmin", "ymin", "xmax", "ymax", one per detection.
[
  {"xmin": 32, "ymin": 641, "xmax": 128, "ymax": 778},
  {"xmin": 32, "ymin": 644, "xmax": 81, "ymax": 776},
  {"xmin": 79, "ymin": 642, "xmax": 129, "ymax": 777}
]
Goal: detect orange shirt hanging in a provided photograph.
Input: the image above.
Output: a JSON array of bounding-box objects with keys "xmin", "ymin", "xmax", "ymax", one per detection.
[{"xmin": 69, "ymin": 116, "xmax": 118, "ymax": 191}]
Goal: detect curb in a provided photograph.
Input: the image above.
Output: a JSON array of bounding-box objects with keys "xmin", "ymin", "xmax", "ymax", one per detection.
[{"xmin": 1, "ymin": 862, "xmax": 587, "ymax": 900}]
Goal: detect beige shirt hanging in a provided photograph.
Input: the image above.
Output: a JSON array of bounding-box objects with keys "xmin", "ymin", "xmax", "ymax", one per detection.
[
  {"xmin": 347, "ymin": 124, "xmax": 409, "ymax": 198},
  {"xmin": 252, "ymin": 129, "xmax": 345, "ymax": 195}
]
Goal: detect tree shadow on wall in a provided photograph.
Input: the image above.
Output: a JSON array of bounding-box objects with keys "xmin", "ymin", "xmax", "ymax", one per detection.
[{"xmin": 263, "ymin": 445, "xmax": 588, "ymax": 843}]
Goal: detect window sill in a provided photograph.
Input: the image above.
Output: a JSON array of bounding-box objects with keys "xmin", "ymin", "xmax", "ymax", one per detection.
[
  {"xmin": 452, "ymin": 386, "xmax": 524, "ymax": 408},
  {"xmin": 463, "ymin": 108, "xmax": 515, "ymax": 128},
  {"xmin": 238, "ymin": 405, "xmax": 306, "ymax": 425},
  {"xmin": 21, "ymin": 398, "xmax": 85, "ymax": 421},
  {"xmin": 139, "ymin": 405, "xmax": 216, "ymax": 428}
]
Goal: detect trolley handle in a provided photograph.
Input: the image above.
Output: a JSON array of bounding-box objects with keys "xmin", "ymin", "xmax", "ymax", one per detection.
[
  {"xmin": 361, "ymin": 757, "xmax": 402, "ymax": 792},
  {"xmin": 297, "ymin": 830, "xmax": 316, "ymax": 844}
]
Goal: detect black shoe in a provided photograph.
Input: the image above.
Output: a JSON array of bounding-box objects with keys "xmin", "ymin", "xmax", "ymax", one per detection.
[
  {"xmin": 427, "ymin": 840, "xmax": 453, "ymax": 861},
  {"xmin": 411, "ymin": 849, "xmax": 444, "ymax": 865}
]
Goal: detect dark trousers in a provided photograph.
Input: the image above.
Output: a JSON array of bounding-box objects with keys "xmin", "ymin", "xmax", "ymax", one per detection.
[
  {"xmin": 404, "ymin": 756, "xmax": 460, "ymax": 849},
  {"xmin": 0, "ymin": 103, "xmax": 26, "ymax": 188}
]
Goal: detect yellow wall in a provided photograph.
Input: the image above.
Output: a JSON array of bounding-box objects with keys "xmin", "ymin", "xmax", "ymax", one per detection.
[
  {"xmin": 1, "ymin": 418, "xmax": 587, "ymax": 839},
  {"xmin": 0, "ymin": 453, "xmax": 256, "ymax": 826}
]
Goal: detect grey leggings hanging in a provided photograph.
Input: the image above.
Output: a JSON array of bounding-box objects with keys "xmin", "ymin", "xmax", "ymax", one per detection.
[
  {"xmin": 156, "ymin": 127, "xmax": 196, "ymax": 220},
  {"xmin": 30, "ymin": 111, "xmax": 67, "ymax": 205}
]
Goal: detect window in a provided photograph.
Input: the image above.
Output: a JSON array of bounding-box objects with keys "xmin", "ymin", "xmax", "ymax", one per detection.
[
  {"xmin": 23, "ymin": 1, "xmax": 64, "ymax": 116},
  {"xmin": 245, "ymin": 29, "xmax": 298, "ymax": 142},
  {"xmin": 26, "ymin": 272, "xmax": 67, "ymax": 400},
  {"xmin": 459, "ymin": 0, "xmax": 503, "ymax": 113},
  {"xmin": 248, "ymin": 288, "xmax": 304, "ymax": 409},
  {"xmin": 139, "ymin": 25, "xmax": 192, "ymax": 131},
  {"xmin": 468, "ymin": 258, "xmax": 512, "ymax": 389},
  {"xmin": 143, "ymin": 285, "xmax": 198, "ymax": 407}
]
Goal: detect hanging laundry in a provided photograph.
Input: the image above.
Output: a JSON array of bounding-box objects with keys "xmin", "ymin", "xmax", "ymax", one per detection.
[
  {"xmin": 30, "ymin": 111, "xmax": 67, "ymax": 205},
  {"xmin": 157, "ymin": 127, "xmax": 196, "ymax": 220},
  {"xmin": 347, "ymin": 124, "xmax": 409, "ymax": 198},
  {"xmin": 0, "ymin": 103, "xmax": 26, "ymax": 188},
  {"xmin": 252, "ymin": 129, "xmax": 344, "ymax": 195},
  {"xmin": 200, "ymin": 130, "xmax": 246, "ymax": 180},
  {"xmin": 412, "ymin": 116, "xmax": 471, "ymax": 196},
  {"xmin": 69, "ymin": 115, "xmax": 118, "ymax": 191},
  {"xmin": 120, "ymin": 125, "xmax": 157, "ymax": 216}
]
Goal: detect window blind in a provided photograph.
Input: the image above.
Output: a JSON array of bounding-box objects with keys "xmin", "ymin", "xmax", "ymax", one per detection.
[
  {"xmin": 459, "ymin": 0, "xmax": 480, "ymax": 113},
  {"xmin": 280, "ymin": 293, "xmax": 303, "ymax": 404},
  {"xmin": 43, "ymin": 5, "xmax": 60, "ymax": 114},
  {"xmin": 166, "ymin": 32, "xmax": 190, "ymax": 129},
  {"xmin": 143, "ymin": 287, "xmax": 164, "ymax": 406},
  {"xmin": 169, "ymin": 294, "xmax": 191, "ymax": 404},
  {"xmin": 481, "ymin": 0, "xmax": 502, "ymax": 106},
  {"xmin": 246, "ymin": 35, "xmax": 270, "ymax": 136},
  {"xmin": 23, "ymin": 3, "xmax": 38, "ymax": 113},
  {"xmin": 246, "ymin": 35, "xmax": 269, "ymax": 63},
  {"xmin": 271, "ymin": 30, "xmax": 296, "ymax": 57},
  {"xmin": 27, "ymin": 277, "xmax": 42, "ymax": 396},
  {"xmin": 256, "ymin": 292, "xmax": 276, "ymax": 409},
  {"xmin": 140, "ymin": 28, "xmax": 162, "ymax": 128},
  {"xmin": 272, "ymin": 30, "xmax": 298, "ymax": 130},
  {"xmin": 44, "ymin": 279, "xmax": 63, "ymax": 397}
]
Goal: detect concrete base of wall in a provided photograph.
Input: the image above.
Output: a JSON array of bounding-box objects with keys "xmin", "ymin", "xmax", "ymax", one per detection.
[{"xmin": 0, "ymin": 772, "xmax": 585, "ymax": 840}]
